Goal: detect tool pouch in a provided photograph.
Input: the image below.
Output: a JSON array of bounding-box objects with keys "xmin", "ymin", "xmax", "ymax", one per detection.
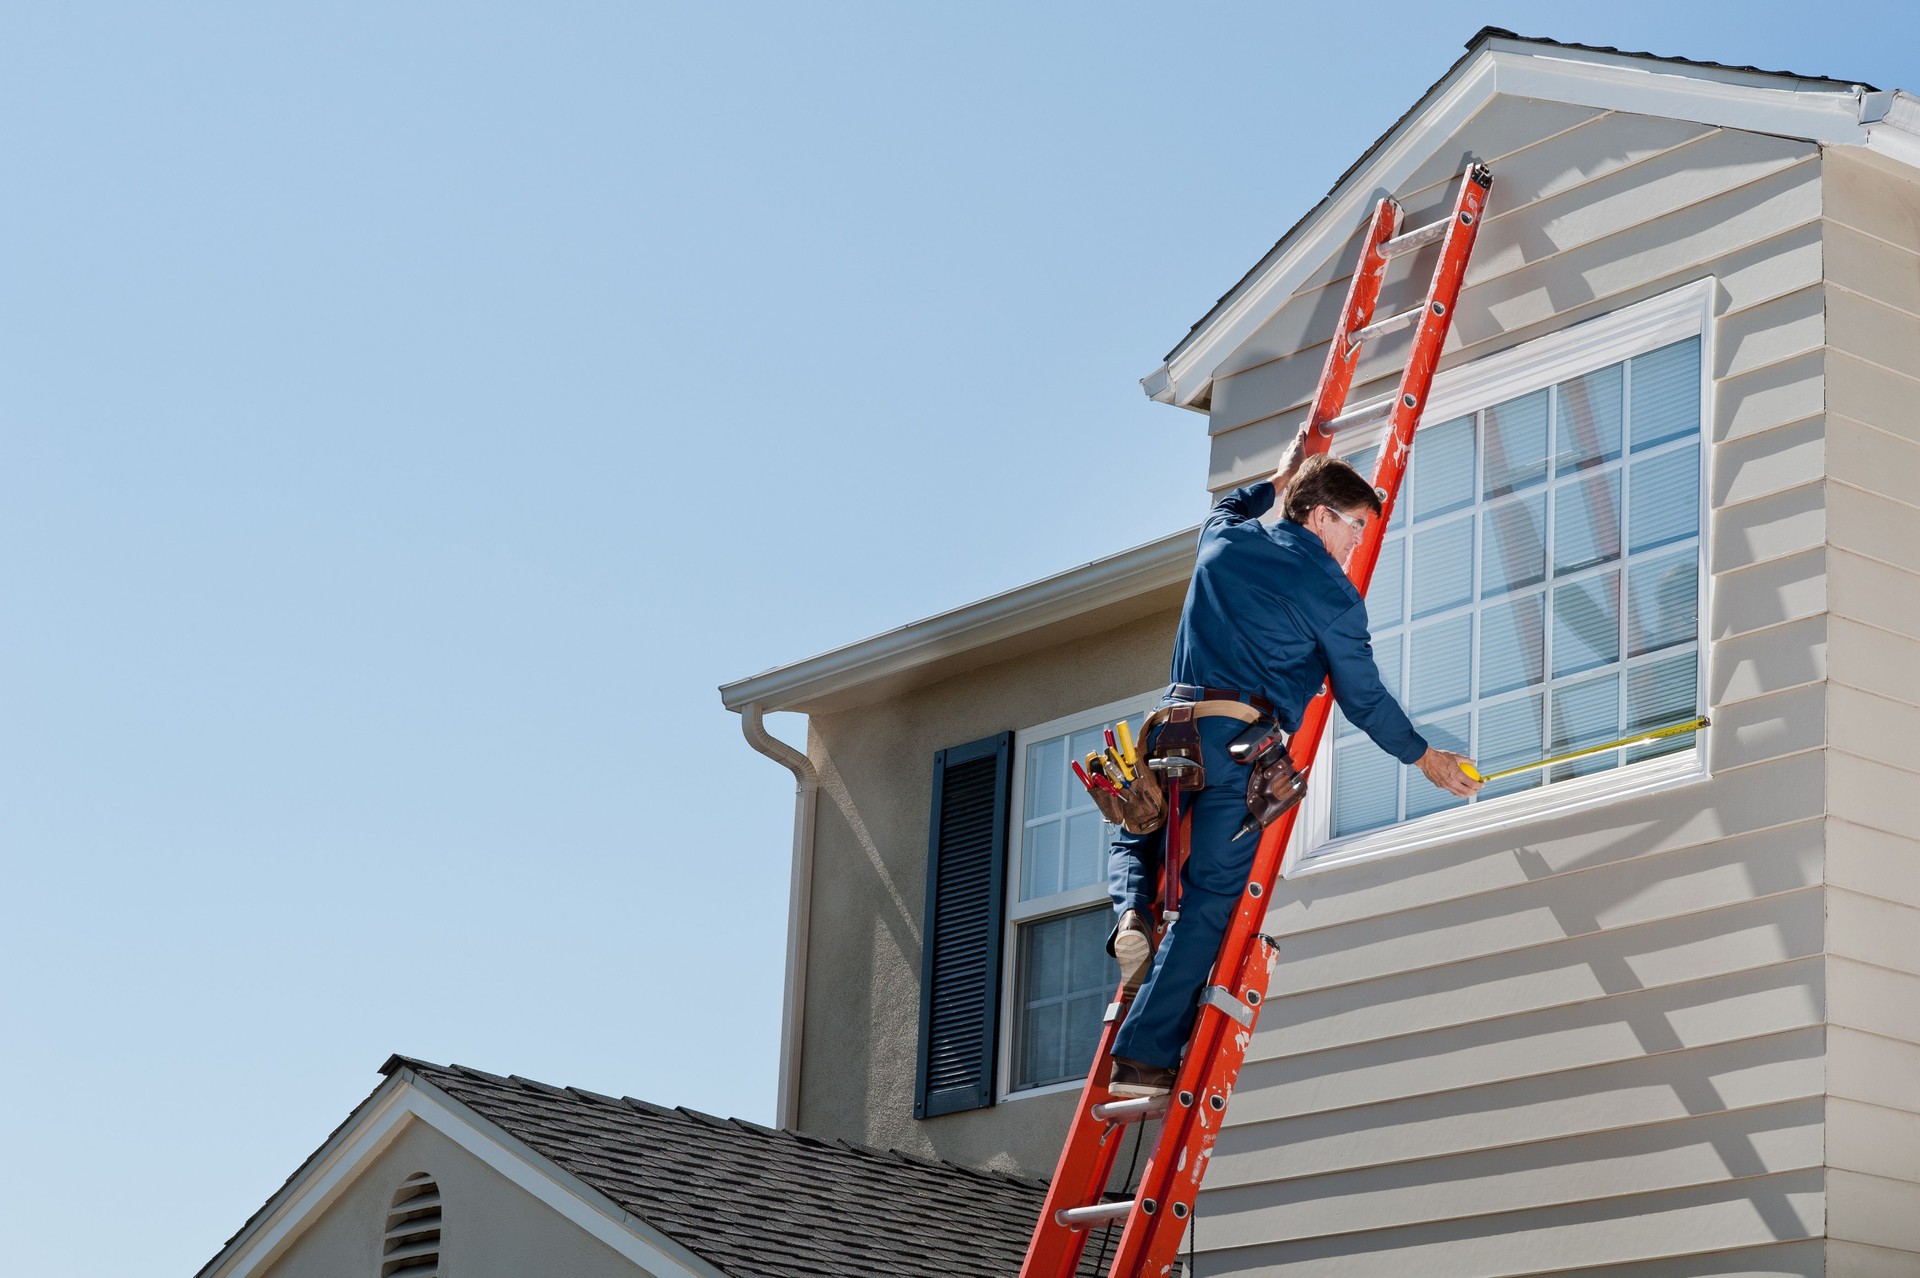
[
  {"xmin": 1239, "ymin": 723, "xmax": 1309, "ymax": 837},
  {"xmin": 1115, "ymin": 704, "xmax": 1203, "ymax": 838}
]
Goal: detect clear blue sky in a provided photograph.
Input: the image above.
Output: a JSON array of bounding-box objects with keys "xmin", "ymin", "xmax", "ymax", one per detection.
[{"xmin": 1, "ymin": 6, "xmax": 1912, "ymax": 1275}]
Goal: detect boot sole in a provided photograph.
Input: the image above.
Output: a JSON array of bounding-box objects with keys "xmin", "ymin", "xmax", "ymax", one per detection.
[{"xmin": 1114, "ymin": 929, "xmax": 1153, "ymax": 991}]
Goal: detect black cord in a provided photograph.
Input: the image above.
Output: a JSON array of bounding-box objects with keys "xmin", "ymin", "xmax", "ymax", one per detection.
[
  {"xmin": 1088, "ymin": 1120, "xmax": 1146, "ymax": 1276},
  {"xmin": 1187, "ymin": 1200, "xmax": 1196, "ymax": 1277}
]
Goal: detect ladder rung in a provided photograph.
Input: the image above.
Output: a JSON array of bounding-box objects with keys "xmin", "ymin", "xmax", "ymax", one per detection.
[
  {"xmin": 1318, "ymin": 393, "xmax": 1396, "ymax": 436},
  {"xmin": 1056, "ymin": 1199, "xmax": 1135, "ymax": 1229},
  {"xmin": 1378, "ymin": 217, "xmax": 1450, "ymax": 259},
  {"xmin": 1347, "ymin": 304, "xmax": 1426, "ymax": 350},
  {"xmin": 1091, "ymin": 1095, "xmax": 1170, "ymax": 1123}
]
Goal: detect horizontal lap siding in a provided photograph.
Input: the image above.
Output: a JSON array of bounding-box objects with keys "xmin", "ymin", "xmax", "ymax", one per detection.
[
  {"xmin": 1823, "ymin": 148, "xmax": 1920, "ymax": 1270},
  {"xmin": 1189, "ymin": 105, "xmax": 1836, "ymax": 1274}
]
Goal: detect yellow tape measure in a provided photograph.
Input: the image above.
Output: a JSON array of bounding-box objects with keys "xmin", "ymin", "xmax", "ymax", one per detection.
[{"xmin": 1459, "ymin": 716, "xmax": 1710, "ymax": 784}]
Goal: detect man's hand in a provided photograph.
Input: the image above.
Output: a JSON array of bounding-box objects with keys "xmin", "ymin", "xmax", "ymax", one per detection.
[
  {"xmin": 1416, "ymin": 747, "xmax": 1483, "ymax": 798},
  {"xmin": 1271, "ymin": 424, "xmax": 1314, "ymax": 491}
]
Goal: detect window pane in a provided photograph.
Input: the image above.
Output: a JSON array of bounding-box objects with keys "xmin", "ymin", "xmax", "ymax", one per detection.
[
  {"xmin": 1631, "ymin": 338, "xmax": 1701, "ymax": 451},
  {"xmin": 1482, "ymin": 492, "xmax": 1547, "ymax": 597},
  {"xmin": 1344, "ymin": 444, "xmax": 1380, "ymax": 480},
  {"xmin": 1628, "ymin": 654, "xmax": 1700, "ymax": 762},
  {"xmin": 1023, "ymin": 820, "xmax": 1062, "ymax": 901},
  {"xmin": 1025, "ymin": 737, "xmax": 1064, "ymax": 820},
  {"xmin": 1477, "ymin": 693, "xmax": 1544, "ymax": 800},
  {"xmin": 1628, "ymin": 547, "xmax": 1698, "ymax": 657},
  {"xmin": 1367, "ymin": 535, "xmax": 1405, "ymax": 630},
  {"xmin": 1555, "ymin": 363, "xmax": 1623, "ymax": 474},
  {"xmin": 1015, "ymin": 907, "xmax": 1119, "ymax": 1090},
  {"xmin": 1549, "ymin": 672, "xmax": 1622, "ymax": 782},
  {"xmin": 1553, "ymin": 471, "xmax": 1622, "ymax": 575},
  {"xmin": 1629, "ymin": 447, "xmax": 1700, "ymax": 552},
  {"xmin": 1552, "ymin": 571, "xmax": 1621, "ymax": 677},
  {"xmin": 1333, "ymin": 737, "xmax": 1399, "ymax": 837},
  {"xmin": 1409, "ymin": 615, "xmax": 1472, "ymax": 715},
  {"xmin": 1411, "ymin": 518, "xmax": 1474, "ymax": 618},
  {"xmin": 1412, "ymin": 415, "xmax": 1476, "ymax": 521},
  {"xmin": 1063, "ymin": 810, "xmax": 1104, "ymax": 894},
  {"xmin": 1407, "ymin": 712, "xmax": 1470, "ymax": 819},
  {"xmin": 1485, "ymin": 389, "xmax": 1548, "ymax": 497},
  {"xmin": 1479, "ymin": 595, "xmax": 1545, "ymax": 697}
]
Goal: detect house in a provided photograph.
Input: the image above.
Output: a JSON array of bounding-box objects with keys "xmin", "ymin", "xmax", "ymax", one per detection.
[
  {"xmin": 718, "ymin": 28, "xmax": 1920, "ymax": 1276},
  {"xmin": 194, "ymin": 1055, "xmax": 1056, "ymax": 1278}
]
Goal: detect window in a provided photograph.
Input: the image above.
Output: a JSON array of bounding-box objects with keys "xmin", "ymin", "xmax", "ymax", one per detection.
[
  {"xmin": 1002, "ymin": 693, "xmax": 1155, "ymax": 1096},
  {"xmin": 1301, "ymin": 283, "xmax": 1710, "ymax": 870}
]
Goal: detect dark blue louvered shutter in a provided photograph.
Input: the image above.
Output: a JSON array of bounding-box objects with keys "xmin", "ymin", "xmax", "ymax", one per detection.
[{"xmin": 914, "ymin": 730, "xmax": 1013, "ymax": 1119}]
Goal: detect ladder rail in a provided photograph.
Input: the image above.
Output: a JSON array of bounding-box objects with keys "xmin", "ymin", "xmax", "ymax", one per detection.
[{"xmin": 1017, "ymin": 160, "xmax": 1493, "ymax": 1278}]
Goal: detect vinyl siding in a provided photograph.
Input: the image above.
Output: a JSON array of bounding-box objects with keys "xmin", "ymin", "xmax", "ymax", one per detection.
[
  {"xmin": 1822, "ymin": 147, "xmax": 1920, "ymax": 1273},
  {"xmin": 1188, "ymin": 99, "xmax": 1838, "ymax": 1275}
]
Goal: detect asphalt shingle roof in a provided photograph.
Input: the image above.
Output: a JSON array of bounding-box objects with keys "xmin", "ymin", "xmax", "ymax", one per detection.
[{"xmin": 384, "ymin": 1056, "xmax": 1107, "ymax": 1278}]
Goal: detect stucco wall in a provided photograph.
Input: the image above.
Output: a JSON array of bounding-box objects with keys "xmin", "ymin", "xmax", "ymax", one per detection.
[
  {"xmin": 796, "ymin": 603, "xmax": 1179, "ymax": 1175},
  {"xmin": 262, "ymin": 1117, "xmax": 646, "ymax": 1278}
]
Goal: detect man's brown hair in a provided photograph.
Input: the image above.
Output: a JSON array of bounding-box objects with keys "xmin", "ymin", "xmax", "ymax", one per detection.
[{"xmin": 1283, "ymin": 454, "xmax": 1383, "ymax": 524}]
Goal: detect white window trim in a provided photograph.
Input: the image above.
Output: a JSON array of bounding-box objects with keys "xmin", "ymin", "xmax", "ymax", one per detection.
[
  {"xmin": 999, "ymin": 688, "xmax": 1160, "ymax": 1102},
  {"xmin": 1284, "ymin": 278, "xmax": 1717, "ymax": 878}
]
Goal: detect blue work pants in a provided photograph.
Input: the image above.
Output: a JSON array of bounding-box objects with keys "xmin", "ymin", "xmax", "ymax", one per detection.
[{"xmin": 1107, "ymin": 714, "xmax": 1257, "ymax": 1070}]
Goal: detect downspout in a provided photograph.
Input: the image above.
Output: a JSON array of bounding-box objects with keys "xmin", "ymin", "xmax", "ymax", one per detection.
[{"xmin": 738, "ymin": 701, "xmax": 818, "ymax": 1132}]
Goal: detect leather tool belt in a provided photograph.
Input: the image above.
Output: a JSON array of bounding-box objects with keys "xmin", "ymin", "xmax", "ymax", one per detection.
[{"xmin": 1110, "ymin": 693, "xmax": 1265, "ymax": 836}]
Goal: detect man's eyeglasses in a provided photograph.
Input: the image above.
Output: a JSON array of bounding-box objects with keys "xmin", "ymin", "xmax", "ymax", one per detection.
[{"xmin": 1320, "ymin": 506, "xmax": 1369, "ymax": 536}]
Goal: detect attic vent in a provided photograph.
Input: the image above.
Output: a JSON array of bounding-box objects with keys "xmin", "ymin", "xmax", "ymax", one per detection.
[{"xmin": 380, "ymin": 1173, "xmax": 442, "ymax": 1278}]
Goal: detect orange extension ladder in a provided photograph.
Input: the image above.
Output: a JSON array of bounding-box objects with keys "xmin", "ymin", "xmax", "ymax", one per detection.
[{"xmin": 1019, "ymin": 161, "xmax": 1495, "ymax": 1278}]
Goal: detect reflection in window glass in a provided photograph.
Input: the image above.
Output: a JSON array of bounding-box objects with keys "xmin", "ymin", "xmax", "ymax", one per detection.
[
  {"xmin": 1411, "ymin": 416, "xmax": 1476, "ymax": 522},
  {"xmin": 1411, "ymin": 519, "xmax": 1474, "ymax": 618},
  {"xmin": 1014, "ymin": 908, "xmax": 1117, "ymax": 1090},
  {"xmin": 1555, "ymin": 364, "xmax": 1623, "ymax": 473},
  {"xmin": 1324, "ymin": 339, "xmax": 1704, "ymax": 844},
  {"xmin": 1482, "ymin": 493, "xmax": 1546, "ymax": 598},
  {"xmin": 1553, "ymin": 471, "xmax": 1622, "ymax": 575},
  {"xmin": 1485, "ymin": 390, "xmax": 1548, "ymax": 497}
]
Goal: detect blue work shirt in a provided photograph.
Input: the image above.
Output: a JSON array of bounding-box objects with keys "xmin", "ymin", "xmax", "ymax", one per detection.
[{"xmin": 1169, "ymin": 480, "xmax": 1428, "ymax": 765}]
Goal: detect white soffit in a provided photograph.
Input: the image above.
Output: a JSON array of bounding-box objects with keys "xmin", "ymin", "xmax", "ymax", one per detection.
[
  {"xmin": 718, "ymin": 525, "xmax": 1195, "ymax": 716},
  {"xmin": 1146, "ymin": 36, "xmax": 1910, "ymax": 411}
]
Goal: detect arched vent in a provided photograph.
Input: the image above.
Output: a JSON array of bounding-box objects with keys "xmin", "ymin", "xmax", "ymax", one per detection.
[{"xmin": 380, "ymin": 1173, "xmax": 442, "ymax": 1278}]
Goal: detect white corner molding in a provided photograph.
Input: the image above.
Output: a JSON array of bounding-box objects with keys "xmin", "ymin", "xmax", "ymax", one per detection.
[
  {"xmin": 1861, "ymin": 89, "xmax": 1920, "ymax": 171},
  {"xmin": 1146, "ymin": 37, "xmax": 1875, "ymax": 411}
]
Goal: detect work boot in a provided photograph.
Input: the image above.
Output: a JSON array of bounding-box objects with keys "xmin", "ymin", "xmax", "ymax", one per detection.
[
  {"xmin": 1108, "ymin": 1057, "xmax": 1176, "ymax": 1099},
  {"xmin": 1113, "ymin": 910, "xmax": 1155, "ymax": 993}
]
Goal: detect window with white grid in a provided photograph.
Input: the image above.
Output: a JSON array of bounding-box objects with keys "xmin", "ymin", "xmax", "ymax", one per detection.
[
  {"xmin": 1003, "ymin": 694, "xmax": 1154, "ymax": 1095},
  {"xmin": 1306, "ymin": 289, "xmax": 1708, "ymax": 865}
]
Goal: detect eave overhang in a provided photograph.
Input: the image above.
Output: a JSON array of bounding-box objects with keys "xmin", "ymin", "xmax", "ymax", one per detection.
[
  {"xmin": 718, "ymin": 526, "xmax": 1196, "ymax": 718},
  {"xmin": 1145, "ymin": 31, "xmax": 1918, "ymax": 413}
]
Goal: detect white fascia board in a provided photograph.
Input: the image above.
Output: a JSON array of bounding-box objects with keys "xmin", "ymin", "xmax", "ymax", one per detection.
[
  {"xmin": 202, "ymin": 1072, "xmax": 725, "ymax": 1278},
  {"xmin": 718, "ymin": 526, "xmax": 1195, "ymax": 715},
  {"xmin": 1147, "ymin": 42, "xmax": 1872, "ymax": 411}
]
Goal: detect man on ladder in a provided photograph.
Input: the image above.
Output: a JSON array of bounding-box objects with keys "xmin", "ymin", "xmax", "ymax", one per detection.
[{"xmin": 1105, "ymin": 433, "xmax": 1482, "ymax": 1098}]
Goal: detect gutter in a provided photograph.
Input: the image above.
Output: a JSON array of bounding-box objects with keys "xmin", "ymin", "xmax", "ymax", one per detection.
[{"xmin": 738, "ymin": 701, "xmax": 819, "ymax": 1131}]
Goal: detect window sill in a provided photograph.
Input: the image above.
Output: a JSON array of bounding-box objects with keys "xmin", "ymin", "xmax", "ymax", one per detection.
[
  {"xmin": 1290, "ymin": 745, "xmax": 1708, "ymax": 876},
  {"xmin": 1000, "ymin": 1076, "xmax": 1090, "ymax": 1105}
]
